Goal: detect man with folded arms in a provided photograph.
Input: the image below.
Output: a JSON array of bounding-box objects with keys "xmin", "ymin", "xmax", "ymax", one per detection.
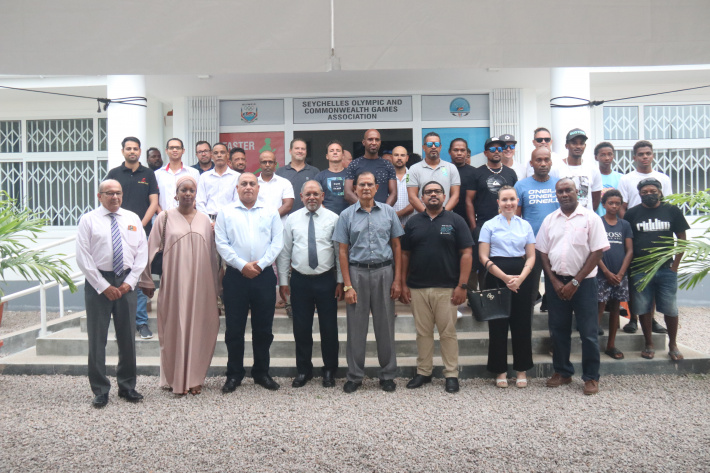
[
  {"xmin": 76, "ymin": 180, "xmax": 148, "ymax": 407},
  {"xmin": 536, "ymin": 178, "xmax": 609, "ymax": 395},
  {"xmin": 278, "ymin": 180, "xmax": 343, "ymax": 388},
  {"xmin": 333, "ymin": 172, "xmax": 403, "ymax": 393},
  {"xmin": 401, "ymin": 181, "xmax": 472, "ymax": 393}
]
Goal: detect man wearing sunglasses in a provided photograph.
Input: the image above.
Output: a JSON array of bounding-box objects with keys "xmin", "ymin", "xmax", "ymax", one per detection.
[
  {"xmin": 499, "ymin": 134, "xmax": 525, "ymax": 181},
  {"xmin": 522, "ymin": 127, "xmax": 564, "ymax": 179},
  {"xmin": 407, "ymin": 132, "xmax": 461, "ymax": 214}
]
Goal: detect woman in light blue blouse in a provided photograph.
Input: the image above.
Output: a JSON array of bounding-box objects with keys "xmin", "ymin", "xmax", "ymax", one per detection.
[{"xmin": 478, "ymin": 186, "xmax": 536, "ymax": 388}]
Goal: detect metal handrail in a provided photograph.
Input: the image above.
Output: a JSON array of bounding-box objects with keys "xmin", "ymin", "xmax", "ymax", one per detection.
[{"xmin": 0, "ymin": 235, "xmax": 81, "ymax": 336}]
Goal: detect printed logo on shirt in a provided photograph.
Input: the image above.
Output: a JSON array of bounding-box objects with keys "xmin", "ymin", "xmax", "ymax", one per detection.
[
  {"xmin": 635, "ymin": 219, "xmax": 671, "ymax": 232},
  {"xmin": 440, "ymin": 224, "xmax": 453, "ymax": 235},
  {"xmin": 607, "ymin": 231, "xmax": 623, "ymax": 243},
  {"xmin": 526, "ymin": 188, "xmax": 557, "ymax": 205},
  {"xmin": 327, "ymin": 177, "xmax": 344, "ymax": 196},
  {"xmin": 486, "ymin": 174, "xmax": 508, "ymax": 195},
  {"xmin": 127, "ymin": 225, "xmax": 138, "ymax": 231},
  {"xmin": 441, "ymin": 168, "xmax": 449, "ymax": 177},
  {"xmin": 138, "ymin": 178, "xmax": 148, "ymax": 185}
]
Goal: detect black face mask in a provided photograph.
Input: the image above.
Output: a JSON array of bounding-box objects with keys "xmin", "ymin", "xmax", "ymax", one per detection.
[{"xmin": 641, "ymin": 193, "xmax": 660, "ymax": 207}]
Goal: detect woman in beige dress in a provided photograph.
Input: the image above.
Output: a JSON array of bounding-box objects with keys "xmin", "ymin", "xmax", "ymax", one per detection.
[{"xmin": 140, "ymin": 175, "xmax": 219, "ymax": 395}]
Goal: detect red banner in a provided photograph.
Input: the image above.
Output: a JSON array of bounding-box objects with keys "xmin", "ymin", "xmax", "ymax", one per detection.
[{"xmin": 219, "ymin": 132, "xmax": 285, "ymax": 174}]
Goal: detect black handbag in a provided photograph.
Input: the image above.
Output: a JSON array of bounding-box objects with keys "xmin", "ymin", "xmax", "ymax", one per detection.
[
  {"xmin": 467, "ymin": 266, "xmax": 512, "ymax": 322},
  {"xmin": 150, "ymin": 210, "xmax": 168, "ymax": 276}
]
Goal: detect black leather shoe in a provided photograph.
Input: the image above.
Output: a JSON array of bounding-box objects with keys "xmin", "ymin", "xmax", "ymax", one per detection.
[
  {"xmin": 652, "ymin": 320, "xmax": 668, "ymax": 334},
  {"xmin": 343, "ymin": 380, "xmax": 361, "ymax": 393},
  {"xmin": 117, "ymin": 389, "xmax": 144, "ymax": 402},
  {"xmin": 254, "ymin": 375, "xmax": 280, "ymax": 391},
  {"xmin": 445, "ymin": 377, "xmax": 460, "ymax": 393},
  {"xmin": 623, "ymin": 320, "xmax": 638, "ymax": 333},
  {"xmin": 406, "ymin": 374, "xmax": 433, "ymax": 389},
  {"xmin": 322, "ymin": 370, "xmax": 335, "ymax": 388},
  {"xmin": 380, "ymin": 379, "xmax": 396, "ymax": 392},
  {"xmin": 222, "ymin": 378, "xmax": 242, "ymax": 393},
  {"xmin": 292, "ymin": 373, "xmax": 313, "ymax": 388},
  {"xmin": 92, "ymin": 393, "xmax": 109, "ymax": 408}
]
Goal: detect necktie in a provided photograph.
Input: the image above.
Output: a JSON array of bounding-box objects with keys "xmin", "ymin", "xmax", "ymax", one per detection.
[
  {"xmin": 109, "ymin": 213, "xmax": 124, "ymax": 277},
  {"xmin": 308, "ymin": 212, "xmax": 318, "ymax": 270}
]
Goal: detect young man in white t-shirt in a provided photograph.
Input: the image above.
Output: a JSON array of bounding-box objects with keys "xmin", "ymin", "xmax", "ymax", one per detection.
[
  {"xmin": 555, "ymin": 128, "xmax": 602, "ymax": 213},
  {"xmin": 617, "ymin": 140, "xmax": 673, "ymax": 218}
]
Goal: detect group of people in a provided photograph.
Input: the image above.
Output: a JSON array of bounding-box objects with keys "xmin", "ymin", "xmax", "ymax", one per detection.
[{"xmin": 75, "ymin": 127, "xmax": 688, "ymax": 407}]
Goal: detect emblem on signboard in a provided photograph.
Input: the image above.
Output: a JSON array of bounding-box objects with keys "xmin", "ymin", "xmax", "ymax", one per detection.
[
  {"xmin": 449, "ymin": 97, "xmax": 470, "ymax": 117},
  {"xmin": 241, "ymin": 103, "xmax": 258, "ymax": 123}
]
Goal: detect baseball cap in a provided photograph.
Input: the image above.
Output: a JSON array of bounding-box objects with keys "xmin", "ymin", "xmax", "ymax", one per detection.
[
  {"xmin": 499, "ymin": 134, "xmax": 517, "ymax": 144},
  {"xmin": 565, "ymin": 128, "xmax": 588, "ymax": 142},
  {"xmin": 484, "ymin": 136, "xmax": 506, "ymax": 150},
  {"xmin": 637, "ymin": 178, "xmax": 662, "ymax": 191}
]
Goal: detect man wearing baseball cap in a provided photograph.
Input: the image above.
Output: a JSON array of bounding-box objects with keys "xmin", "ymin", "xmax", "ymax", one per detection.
[
  {"xmin": 555, "ymin": 128, "xmax": 602, "ymax": 212},
  {"xmin": 499, "ymin": 134, "xmax": 525, "ymax": 181},
  {"xmin": 623, "ymin": 178, "xmax": 689, "ymax": 361}
]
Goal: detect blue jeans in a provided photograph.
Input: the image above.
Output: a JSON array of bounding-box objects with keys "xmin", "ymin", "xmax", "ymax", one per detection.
[
  {"xmin": 630, "ymin": 266, "xmax": 678, "ymax": 317},
  {"xmin": 135, "ymin": 287, "xmax": 148, "ymax": 328},
  {"xmin": 546, "ymin": 277, "xmax": 600, "ymax": 381}
]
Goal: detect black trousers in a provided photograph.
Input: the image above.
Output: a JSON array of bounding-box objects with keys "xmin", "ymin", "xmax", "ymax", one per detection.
[
  {"xmin": 290, "ymin": 269, "xmax": 339, "ymax": 374},
  {"xmin": 485, "ymin": 257, "xmax": 534, "ymax": 374},
  {"xmin": 223, "ymin": 265, "xmax": 276, "ymax": 380},
  {"xmin": 85, "ymin": 270, "xmax": 136, "ymax": 395}
]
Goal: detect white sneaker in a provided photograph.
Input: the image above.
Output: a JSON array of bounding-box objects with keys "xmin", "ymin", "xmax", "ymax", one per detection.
[{"xmin": 456, "ymin": 310, "xmax": 463, "ymax": 319}]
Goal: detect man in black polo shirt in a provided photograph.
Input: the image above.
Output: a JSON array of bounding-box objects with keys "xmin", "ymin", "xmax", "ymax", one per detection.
[
  {"xmin": 106, "ymin": 136, "xmax": 159, "ymax": 339},
  {"xmin": 401, "ymin": 181, "xmax": 473, "ymax": 394}
]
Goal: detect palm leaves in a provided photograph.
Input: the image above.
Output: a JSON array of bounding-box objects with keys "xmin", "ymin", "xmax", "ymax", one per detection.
[
  {"xmin": 634, "ymin": 190, "xmax": 710, "ymax": 291},
  {"xmin": 0, "ymin": 192, "xmax": 76, "ymax": 297}
]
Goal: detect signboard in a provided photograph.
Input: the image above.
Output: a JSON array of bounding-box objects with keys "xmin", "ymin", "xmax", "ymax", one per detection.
[
  {"xmin": 219, "ymin": 132, "xmax": 285, "ymax": 173},
  {"xmin": 421, "ymin": 95, "xmax": 489, "ymax": 121},
  {"xmin": 293, "ymin": 96, "xmax": 413, "ymax": 124},
  {"xmin": 220, "ymin": 99, "xmax": 285, "ymax": 126}
]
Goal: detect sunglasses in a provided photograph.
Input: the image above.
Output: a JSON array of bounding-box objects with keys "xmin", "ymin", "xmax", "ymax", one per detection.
[
  {"xmin": 487, "ymin": 146, "xmax": 504, "ymax": 153},
  {"xmin": 425, "ymin": 141, "xmax": 441, "ymax": 148},
  {"xmin": 535, "ymin": 137, "xmax": 552, "ymax": 143},
  {"xmin": 503, "ymin": 144, "xmax": 515, "ymax": 150}
]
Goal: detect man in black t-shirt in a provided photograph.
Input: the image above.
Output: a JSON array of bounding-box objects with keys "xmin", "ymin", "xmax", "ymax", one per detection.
[
  {"xmin": 105, "ymin": 137, "xmax": 159, "ymax": 340},
  {"xmin": 624, "ymin": 178, "xmax": 689, "ymax": 361},
  {"xmin": 449, "ymin": 137, "xmax": 476, "ymax": 227},
  {"xmin": 401, "ymin": 181, "xmax": 473, "ymax": 394},
  {"xmin": 469, "ymin": 137, "xmax": 518, "ymax": 230}
]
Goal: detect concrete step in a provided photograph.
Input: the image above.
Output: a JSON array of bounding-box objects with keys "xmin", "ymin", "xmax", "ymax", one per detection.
[
  {"xmin": 35, "ymin": 325, "xmax": 667, "ymax": 358},
  {"xmin": 79, "ymin": 309, "xmax": 620, "ymax": 334},
  {"xmin": 2, "ymin": 346, "xmax": 708, "ymax": 379}
]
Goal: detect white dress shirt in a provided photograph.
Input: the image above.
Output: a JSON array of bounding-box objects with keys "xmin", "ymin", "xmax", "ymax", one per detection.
[
  {"xmin": 215, "ymin": 199, "xmax": 284, "ymax": 272},
  {"xmin": 154, "ymin": 163, "xmax": 200, "ymax": 211},
  {"xmin": 257, "ymin": 174, "xmax": 294, "ymax": 223},
  {"xmin": 76, "ymin": 206, "xmax": 148, "ymax": 293},
  {"xmin": 277, "ymin": 206, "xmax": 343, "ymax": 283},
  {"xmin": 196, "ymin": 167, "xmax": 239, "ymax": 216}
]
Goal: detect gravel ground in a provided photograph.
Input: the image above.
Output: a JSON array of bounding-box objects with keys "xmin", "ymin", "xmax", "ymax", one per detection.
[
  {"xmin": 0, "ymin": 373, "xmax": 709, "ymax": 472},
  {"xmin": 0, "ymin": 310, "xmax": 62, "ymax": 336}
]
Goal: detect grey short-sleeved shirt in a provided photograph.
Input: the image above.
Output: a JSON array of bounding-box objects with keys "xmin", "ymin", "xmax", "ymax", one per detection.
[
  {"xmin": 332, "ymin": 201, "xmax": 404, "ymax": 264},
  {"xmin": 406, "ymin": 160, "xmax": 461, "ymax": 207}
]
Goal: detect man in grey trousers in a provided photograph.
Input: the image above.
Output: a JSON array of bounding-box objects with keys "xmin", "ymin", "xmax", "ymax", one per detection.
[
  {"xmin": 333, "ymin": 171, "xmax": 403, "ymax": 393},
  {"xmin": 76, "ymin": 179, "xmax": 148, "ymax": 408}
]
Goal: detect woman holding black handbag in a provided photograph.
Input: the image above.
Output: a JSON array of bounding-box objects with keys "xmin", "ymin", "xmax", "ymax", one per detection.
[{"xmin": 478, "ymin": 186, "xmax": 536, "ymax": 388}]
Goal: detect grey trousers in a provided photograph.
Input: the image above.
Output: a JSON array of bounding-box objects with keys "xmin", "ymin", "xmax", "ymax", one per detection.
[
  {"xmin": 85, "ymin": 271, "xmax": 137, "ymax": 396},
  {"xmin": 346, "ymin": 265, "xmax": 397, "ymax": 382}
]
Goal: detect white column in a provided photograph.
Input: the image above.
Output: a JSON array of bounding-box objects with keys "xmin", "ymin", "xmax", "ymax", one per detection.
[
  {"xmin": 550, "ymin": 68, "xmax": 591, "ymax": 157},
  {"xmin": 106, "ymin": 75, "xmax": 146, "ymax": 168}
]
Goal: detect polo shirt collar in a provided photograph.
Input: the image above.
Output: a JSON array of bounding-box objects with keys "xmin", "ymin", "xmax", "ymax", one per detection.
[{"xmin": 354, "ymin": 200, "xmax": 381, "ymax": 212}]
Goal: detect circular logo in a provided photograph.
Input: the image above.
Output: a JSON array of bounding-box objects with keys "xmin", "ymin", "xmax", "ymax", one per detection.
[{"xmin": 449, "ymin": 97, "xmax": 470, "ymax": 117}]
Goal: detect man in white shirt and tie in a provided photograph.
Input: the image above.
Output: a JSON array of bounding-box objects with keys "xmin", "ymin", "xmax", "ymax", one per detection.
[
  {"xmin": 76, "ymin": 180, "xmax": 148, "ymax": 408},
  {"xmin": 215, "ymin": 172, "xmax": 284, "ymax": 392},
  {"xmin": 277, "ymin": 180, "xmax": 343, "ymax": 388}
]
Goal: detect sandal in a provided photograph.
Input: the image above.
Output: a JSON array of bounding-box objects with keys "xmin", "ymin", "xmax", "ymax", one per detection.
[
  {"xmin": 604, "ymin": 347, "xmax": 625, "ymax": 360},
  {"xmin": 495, "ymin": 378, "xmax": 508, "ymax": 389},
  {"xmin": 641, "ymin": 347, "xmax": 655, "ymax": 360},
  {"xmin": 189, "ymin": 386, "xmax": 202, "ymax": 395},
  {"xmin": 668, "ymin": 350, "xmax": 684, "ymax": 361},
  {"xmin": 515, "ymin": 378, "xmax": 528, "ymax": 388}
]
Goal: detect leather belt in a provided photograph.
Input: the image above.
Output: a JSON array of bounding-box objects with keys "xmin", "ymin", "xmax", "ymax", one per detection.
[{"xmin": 349, "ymin": 260, "xmax": 392, "ymax": 269}]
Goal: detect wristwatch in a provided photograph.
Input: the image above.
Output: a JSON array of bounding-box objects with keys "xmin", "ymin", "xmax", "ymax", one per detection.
[
  {"xmin": 571, "ymin": 278, "xmax": 579, "ymax": 287},
  {"xmin": 459, "ymin": 283, "xmax": 469, "ymax": 290},
  {"xmin": 344, "ymin": 285, "xmax": 353, "ymax": 292}
]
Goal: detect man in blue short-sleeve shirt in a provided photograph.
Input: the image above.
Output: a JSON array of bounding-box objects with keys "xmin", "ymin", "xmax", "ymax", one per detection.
[{"xmin": 344, "ymin": 129, "xmax": 397, "ymax": 205}]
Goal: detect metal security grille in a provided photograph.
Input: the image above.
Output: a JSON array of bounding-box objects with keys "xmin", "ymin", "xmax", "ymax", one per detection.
[
  {"xmin": 0, "ymin": 121, "xmax": 22, "ymax": 153},
  {"xmin": 644, "ymin": 105, "xmax": 710, "ymax": 140},
  {"xmin": 0, "ymin": 161, "xmax": 23, "ymax": 199},
  {"xmin": 27, "ymin": 119, "xmax": 94, "ymax": 152},
  {"xmin": 603, "ymin": 106, "xmax": 639, "ymax": 141},
  {"xmin": 615, "ymin": 148, "xmax": 710, "ymax": 214},
  {"xmin": 98, "ymin": 118, "xmax": 107, "ymax": 151},
  {"xmin": 490, "ymin": 88, "xmax": 521, "ymax": 143},
  {"xmin": 187, "ymin": 96, "xmax": 219, "ymax": 164}
]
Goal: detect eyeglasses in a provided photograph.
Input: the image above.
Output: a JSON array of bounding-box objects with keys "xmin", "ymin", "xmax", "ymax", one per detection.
[
  {"xmin": 167, "ymin": 146, "xmax": 184, "ymax": 151},
  {"xmin": 503, "ymin": 144, "xmax": 515, "ymax": 150},
  {"xmin": 535, "ymin": 137, "xmax": 552, "ymax": 143},
  {"xmin": 425, "ymin": 141, "xmax": 441, "ymax": 148},
  {"xmin": 422, "ymin": 189, "xmax": 443, "ymax": 196},
  {"xmin": 100, "ymin": 192, "xmax": 123, "ymax": 197},
  {"xmin": 487, "ymin": 146, "xmax": 504, "ymax": 153},
  {"xmin": 196, "ymin": 150, "xmax": 211, "ymax": 155}
]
